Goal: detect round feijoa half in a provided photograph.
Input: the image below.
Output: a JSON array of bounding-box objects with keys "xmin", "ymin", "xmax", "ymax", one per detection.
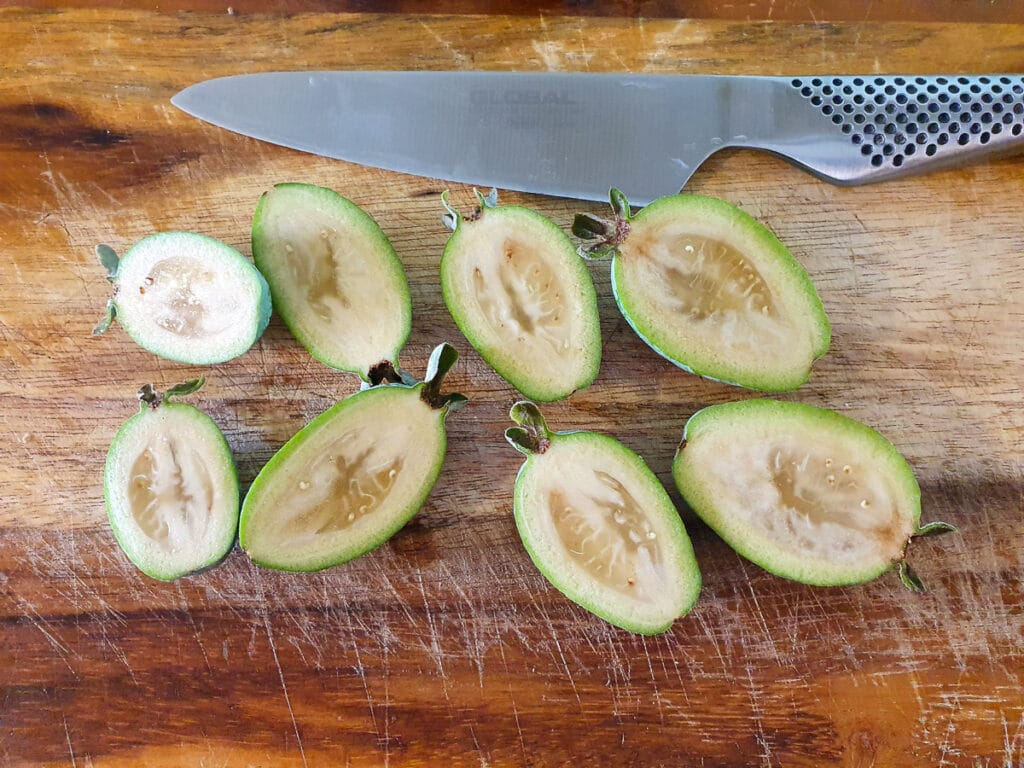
[
  {"xmin": 574, "ymin": 190, "xmax": 830, "ymax": 392},
  {"xmin": 93, "ymin": 233, "xmax": 271, "ymax": 364},
  {"xmin": 441, "ymin": 189, "xmax": 601, "ymax": 402},
  {"xmin": 672, "ymin": 399, "xmax": 956, "ymax": 590},
  {"xmin": 240, "ymin": 343, "xmax": 467, "ymax": 572},
  {"xmin": 104, "ymin": 379, "xmax": 239, "ymax": 580},
  {"xmin": 506, "ymin": 402, "xmax": 701, "ymax": 634},
  {"xmin": 251, "ymin": 183, "xmax": 411, "ymax": 382}
]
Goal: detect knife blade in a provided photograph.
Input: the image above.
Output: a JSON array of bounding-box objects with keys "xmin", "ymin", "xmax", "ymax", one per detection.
[{"xmin": 172, "ymin": 71, "xmax": 1024, "ymax": 204}]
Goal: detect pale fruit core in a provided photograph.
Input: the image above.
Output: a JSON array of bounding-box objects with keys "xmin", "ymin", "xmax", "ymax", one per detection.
[
  {"xmin": 528, "ymin": 437, "xmax": 677, "ymax": 608},
  {"xmin": 245, "ymin": 390, "xmax": 443, "ymax": 565},
  {"xmin": 708, "ymin": 436, "xmax": 905, "ymax": 564},
  {"xmin": 626, "ymin": 231, "xmax": 786, "ymax": 349},
  {"xmin": 472, "ymin": 237, "xmax": 573, "ymax": 353},
  {"xmin": 617, "ymin": 214, "xmax": 824, "ymax": 383},
  {"xmin": 446, "ymin": 211, "xmax": 595, "ymax": 395},
  {"xmin": 257, "ymin": 199, "xmax": 408, "ymax": 375},
  {"xmin": 548, "ymin": 469, "xmax": 662, "ymax": 600},
  {"xmin": 127, "ymin": 432, "xmax": 214, "ymax": 551},
  {"xmin": 145, "ymin": 256, "xmax": 241, "ymax": 338},
  {"xmin": 284, "ymin": 431, "xmax": 403, "ymax": 536}
]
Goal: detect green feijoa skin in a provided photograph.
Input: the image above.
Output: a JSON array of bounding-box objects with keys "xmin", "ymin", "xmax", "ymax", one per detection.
[
  {"xmin": 574, "ymin": 189, "xmax": 830, "ymax": 392},
  {"xmin": 506, "ymin": 402, "xmax": 701, "ymax": 634},
  {"xmin": 251, "ymin": 183, "xmax": 412, "ymax": 383},
  {"xmin": 441, "ymin": 189, "xmax": 601, "ymax": 403},
  {"xmin": 240, "ymin": 343, "xmax": 467, "ymax": 572},
  {"xmin": 93, "ymin": 233, "xmax": 271, "ymax": 364},
  {"xmin": 104, "ymin": 379, "xmax": 240, "ymax": 581},
  {"xmin": 672, "ymin": 399, "xmax": 957, "ymax": 590}
]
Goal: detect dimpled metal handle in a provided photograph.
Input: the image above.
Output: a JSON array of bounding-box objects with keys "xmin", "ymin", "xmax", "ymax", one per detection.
[{"xmin": 764, "ymin": 74, "xmax": 1024, "ymax": 184}]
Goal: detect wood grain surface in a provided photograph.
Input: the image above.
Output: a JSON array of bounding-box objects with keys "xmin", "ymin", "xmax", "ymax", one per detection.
[
  {"xmin": 11, "ymin": 0, "xmax": 1024, "ymax": 23},
  {"xmin": 2, "ymin": 8, "xmax": 1023, "ymax": 767}
]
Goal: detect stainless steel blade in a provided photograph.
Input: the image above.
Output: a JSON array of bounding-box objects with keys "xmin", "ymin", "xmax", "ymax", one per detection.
[{"xmin": 172, "ymin": 71, "xmax": 1024, "ymax": 204}]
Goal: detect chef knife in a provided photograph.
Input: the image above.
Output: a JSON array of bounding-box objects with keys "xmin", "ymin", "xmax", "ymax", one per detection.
[{"xmin": 172, "ymin": 71, "xmax": 1024, "ymax": 204}]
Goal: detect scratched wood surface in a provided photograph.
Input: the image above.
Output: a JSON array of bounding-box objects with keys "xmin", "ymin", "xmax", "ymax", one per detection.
[
  {"xmin": 11, "ymin": 0, "xmax": 1024, "ymax": 23},
  {"xmin": 2, "ymin": 8, "xmax": 1023, "ymax": 767}
]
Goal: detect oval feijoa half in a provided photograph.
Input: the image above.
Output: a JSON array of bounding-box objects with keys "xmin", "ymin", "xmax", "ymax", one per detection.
[
  {"xmin": 506, "ymin": 402, "xmax": 701, "ymax": 634},
  {"xmin": 672, "ymin": 399, "xmax": 956, "ymax": 589},
  {"xmin": 240, "ymin": 343, "xmax": 466, "ymax": 572},
  {"xmin": 575, "ymin": 190, "xmax": 830, "ymax": 392},
  {"xmin": 441, "ymin": 190, "xmax": 601, "ymax": 402},
  {"xmin": 251, "ymin": 183, "xmax": 411, "ymax": 381},
  {"xmin": 104, "ymin": 379, "xmax": 239, "ymax": 580},
  {"xmin": 94, "ymin": 233, "xmax": 271, "ymax": 364}
]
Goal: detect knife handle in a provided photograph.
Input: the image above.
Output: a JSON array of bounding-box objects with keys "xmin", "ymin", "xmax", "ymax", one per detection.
[{"xmin": 752, "ymin": 75, "xmax": 1024, "ymax": 185}]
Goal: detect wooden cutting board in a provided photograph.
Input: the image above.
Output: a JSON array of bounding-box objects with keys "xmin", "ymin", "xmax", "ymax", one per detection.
[{"xmin": 2, "ymin": 8, "xmax": 1022, "ymax": 767}]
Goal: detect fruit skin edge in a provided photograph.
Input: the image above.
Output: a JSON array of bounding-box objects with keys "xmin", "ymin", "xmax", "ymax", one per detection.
[
  {"xmin": 251, "ymin": 184, "xmax": 412, "ymax": 382},
  {"xmin": 238, "ymin": 383, "xmax": 448, "ymax": 573},
  {"xmin": 672, "ymin": 399, "xmax": 923, "ymax": 588},
  {"xmin": 607, "ymin": 258, "xmax": 763, "ymax": 389},
  {"xmin": 104, "ymin": 401, "xmax": 240, "ymax": 581},
  {"xmin": 439, "ymin": 202, "xmax": 601, "ymax": 403},
  {"xmin": 603, "ymin": 193, "xmax": 830, "ymax": 392},
  {"xmin": 113, "ymin": 232, "xmax": 272, "ymax": 366},
  {"xmin": 512, "ymin": 429, "xmax": 702, "ymax": 635}
]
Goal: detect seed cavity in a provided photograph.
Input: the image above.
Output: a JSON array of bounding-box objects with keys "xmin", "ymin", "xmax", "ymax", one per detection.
[
  {"xmin": 472, "ymin": 238, "xmax": 572, "ymax": 354},
  {"xmin": 765, "ymin": 446, "xmax": 899, "ymax": 558},
  {"xmin": 290, "ymin": 226, "xmax": 352, "ymax": 322},
  {"xmin": 548, "ymin": 470, "xmax": 662, "ymax": 600},
  {"xmin": 642, "ymin": 236, "xmax": 775, "ymax": 322},
  {"xmin": 279, "ymin": 436, "xmax": 404, "ymax": 537},
  {"xmin": 148, "ymin": 256, "xmax": 238, "ymax": 338},
  {"xmin": 128, "ymin": 435, "xmax": 214, "ymax": 549}
]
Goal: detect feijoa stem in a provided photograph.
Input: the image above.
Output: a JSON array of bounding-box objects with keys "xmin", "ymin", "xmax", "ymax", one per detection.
[
  {"xmin": 573, "ymin": 188, "xmax": 633, "ymax": 259},
  {"xmin": 420, "ymin": 343, "xmax": 468, "ymax": 413},
  {"xmin": 441, "ymin": 188, "xmax": 499, "ymax": 231},
  {"xmin": 505, "ymin": 401, "xmax": 553, "ymax": 455},
  {"xmin": 137, "ymin": 378, "xmax": 205, "ymax": 411},
  {"xmin": 368, "ymin": 360, "xmax": 416, "ymax": 387},
  {"xmin": 896, "ymin": 520, "xmax": 958, "ymax": 592}
]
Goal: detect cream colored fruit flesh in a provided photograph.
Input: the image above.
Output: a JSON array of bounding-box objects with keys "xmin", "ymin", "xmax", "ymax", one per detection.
[{"xmin": 242, "ymin": 391, "xmax": 444, "ymax": 569}]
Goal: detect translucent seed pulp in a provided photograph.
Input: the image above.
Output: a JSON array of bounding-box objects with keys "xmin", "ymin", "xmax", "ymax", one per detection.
[
  {"xmin": 767, "ymin": 445, "xmax": 897, "ymax": 558},
  {"xmin": 549, "ymin": 469, "xmax": 662, "ymax": 600},
  {"xmin": 127, "ymin": 432, "xmax": 214, "ymax": 551},
  {"xmin": 287, "ymin": 227, "xmax": 355, "ymax": 324},
  {"xmin": 146, "ymin": 256, "xmax": 240, "ymax": 338},
  {"xmin": 472, "ymin": 237, "xmax": 572, "ymax": 353},
  {"xmin": 284, "ymin": 430, "xmax": 404, "ymax": 536},
  {"xmin": 625, "ymin": 231, "xmax": 787, "ymax": 352}
]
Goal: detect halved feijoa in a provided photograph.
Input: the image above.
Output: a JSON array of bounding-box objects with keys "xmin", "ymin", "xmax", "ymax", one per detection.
[
  {"xmin": 240, "ymin": 343, "xmax": 467, "ymax": 572},
  {"xmin": 94, "ymin": 233, "xmax": 271, "ymax": 364},
  {"xmin": 574, "ymin": 190, "xmax": 830, "ymax": 391},
  {"xmin": 252, "ymin": 183, "xmax": 411, "ymax": 382},
  {"xmin": 672, "ymin": 399, "xmax": 956, "ymax": 589},
  {"xmin": 506, "ymin": 402, "xmax": 701, "ymax": 634},
  {"xmin": 104, "ymin": 379, "xmax": 239, "ymax": 580},
  {"xmin": 441, "ymin": 189, "xmax": 601, "ymax": 402}
]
